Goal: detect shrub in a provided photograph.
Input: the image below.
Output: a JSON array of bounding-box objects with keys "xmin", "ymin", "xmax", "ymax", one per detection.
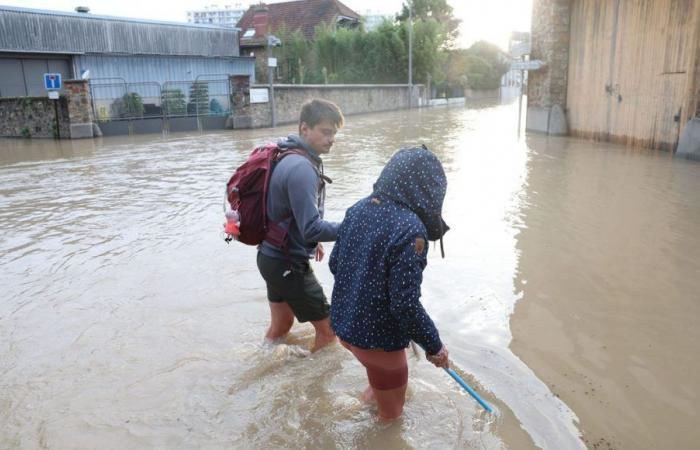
[
  {"xmin": 110, "ymin": 92, "xmax": 145, "ymax": 118},
  {"xmin": 161, "ymin": 89, "xmax": 187, "ymax": 116}
]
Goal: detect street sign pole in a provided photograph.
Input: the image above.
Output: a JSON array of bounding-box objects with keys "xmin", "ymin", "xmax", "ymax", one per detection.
[
  {"xmin": 44, "ymin": 73, "xmax": 62, "ymax": 139},
  {"xmin": 268, "ymin": 57, "xmax": 277, "ymax": 128},
  {"xmin": 512, "ymin": 60, "xmax": 543, "ymax": 138},
  {"xmin": 518, "ymin": 58, "xmax": 525, "ymax": 137}
]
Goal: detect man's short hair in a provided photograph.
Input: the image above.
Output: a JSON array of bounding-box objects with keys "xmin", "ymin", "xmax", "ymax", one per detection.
[{"xmin": 299, "ymin": 99, "xmax": 344, "ymax": 131}]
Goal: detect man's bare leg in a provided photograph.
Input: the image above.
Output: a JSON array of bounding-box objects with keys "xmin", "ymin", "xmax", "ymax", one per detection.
[
  {"xmin": 265, "ymin": 301, "xmax": 295, "ymax": 342},
  {"xmin": 310, "ymin": 317, "xmax": 336, "ymax": 352}
]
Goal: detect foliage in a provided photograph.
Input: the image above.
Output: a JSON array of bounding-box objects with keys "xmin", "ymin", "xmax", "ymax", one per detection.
[
  {"xmin": 396, "ymin": 0, "xmax": 461, "ymax": 47},
  {"xmin": 442, "ymin": 41, "xmax": 511, "ymax": 91},
  {"xmin": 464, "ymin": 55, "xmax": 502, "ymax": 90},
  {"xmin": 20, "ymin": 127, "xmax": 31, "ymax": 138},
  {"xmin": 161, "ymin": 89, "xmax": 187, "ymax": 116},
  {"xmin": 274, "ymin": 27, "xmax": 311, "ymax": 84},
  {"xmin": 210, "ymin": 98, "xmax": 224, "ymax": 115},
  {"xmin": 110, "ymin": 92, "xmax": 144, "ymax": 118},
  {"xmin": 187, "ymin": 82, "xmax": 210, "ymax": 115},
  {"xmin": 400, "ymin": 18, "xmax": 448, "ymax": 84},
  {"xmin": 265, "ymin": 4, "xmax": 505, "ymax": 94},
  {"xmin": 466, "ymin": 41, "xmax": 510, "ymax": 76}
]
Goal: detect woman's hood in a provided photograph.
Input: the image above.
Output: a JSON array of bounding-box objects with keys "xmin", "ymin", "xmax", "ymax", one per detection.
[{"xmin": 372, "ymin": 146, "xmax": 449, "ymax": 241}]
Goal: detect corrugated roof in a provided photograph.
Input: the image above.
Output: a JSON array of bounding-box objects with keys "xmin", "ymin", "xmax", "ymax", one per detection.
[
  {"xmin": 0, "ymin": 6, "xmax": 240, "ymax": 57},
  {"xmin": 236, "ymin": 0, "xmax": 360, "ymax": 42}
]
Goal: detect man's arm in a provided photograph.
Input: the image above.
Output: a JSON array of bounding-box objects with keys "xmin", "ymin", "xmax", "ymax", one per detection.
[{"xmin": 286, "ymin": 161, "xmax": 340, "ymax": 243}]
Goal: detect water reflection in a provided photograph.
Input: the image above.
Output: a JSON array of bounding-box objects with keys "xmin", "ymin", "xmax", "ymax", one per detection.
[{"xmin": 511, "ymin": 135, "xmax": 700, "ymax": 450}]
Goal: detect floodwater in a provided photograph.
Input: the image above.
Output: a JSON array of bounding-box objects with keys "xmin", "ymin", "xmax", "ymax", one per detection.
[{"xmin": 1, "ymin": 101, "xmax": 699, "ymax": 450}]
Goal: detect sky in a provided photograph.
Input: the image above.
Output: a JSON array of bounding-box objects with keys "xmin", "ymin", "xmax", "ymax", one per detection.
[{"xmin": 0, "ymin": 0, "xmax": 532, "ymax": 49}]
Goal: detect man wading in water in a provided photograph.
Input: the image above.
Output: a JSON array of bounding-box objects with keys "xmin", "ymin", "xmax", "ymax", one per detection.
[{"xmin": 256, "ymin": 99, "xmax": 344, "ymax": 352}]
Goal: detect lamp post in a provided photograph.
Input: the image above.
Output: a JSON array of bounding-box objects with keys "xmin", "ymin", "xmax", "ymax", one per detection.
[{"xmin": 267, "ymin": 35, "xmax": 281, "ymax": 127}]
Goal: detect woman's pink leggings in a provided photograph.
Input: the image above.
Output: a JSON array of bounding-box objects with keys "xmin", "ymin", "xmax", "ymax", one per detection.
[{"xmin": 340, "ymin": 340, "xmax": 408, "ymax": 390}]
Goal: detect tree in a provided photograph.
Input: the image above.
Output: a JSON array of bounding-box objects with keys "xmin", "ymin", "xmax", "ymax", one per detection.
[
  {"xmin": 400, "ymin": 18, "xmax": 447, "ymax": 84},
  {"xmin": 272, "ymin": 27, "xmax": 310, "ymax": 84},
  {"xmin": 161, "ymin": 89, "xmax": 186, "ymax": 116},
  {"xmin": 187, "ymin": 82, "xmax": 210, "ymax": 115},
  {"xmin": 396, "ymin": 0, "xmax": 461, "ymax": 47},
  {"xmin": 110, "ymin": 92, "xmax": 144, "ymax": 118},
  {"xmin": 443, "ymin": 41, "xmax": 511, "ymax": 91},
  {"xmin": 467, "ymin": 40, "xmax": 510, "ymax": 75}
]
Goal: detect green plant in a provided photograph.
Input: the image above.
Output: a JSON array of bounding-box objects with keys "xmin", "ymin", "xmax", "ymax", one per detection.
[
  {"xmin": 161, "ymin": 89, "xmax": 187, "ymax": 116},
  {"xmin": 110, "ymin": 92, "xmax": 145, "ymax": 118},
  {"xmin": 187, "ymin": 82, "xmax": 210, "ymax": 116},
  {"xmin": 20, "ymin": 127, "xmax": 31, "ymax": 138},
  {"xmin": 209, "ymin": 98, "xmax": 224, "ymax": 115}
]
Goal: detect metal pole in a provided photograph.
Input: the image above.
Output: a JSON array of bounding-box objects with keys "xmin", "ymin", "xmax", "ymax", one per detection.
[
  {"xmin": 517, "ymin": 70, "xmax": 524, "ymax": 137},
  {"xmin": 408, "ymin": 4, "xmax": 413, "ymax": 109},
  {"xmin": 517, "ymin": 56, "xmax": 526, "ymax": 137},
  {"xmin": 269, "ymin": 66, "xmax": 276, "ymax": 128},
  {"xmin": 53, "ymin": 98, "xmax": 61, "ymax": 139}
]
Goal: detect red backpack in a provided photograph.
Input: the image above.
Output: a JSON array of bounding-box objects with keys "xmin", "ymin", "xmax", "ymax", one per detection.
[{"xmin": 224, "ymin": 143, "xmax": 304, "ymax": 246}]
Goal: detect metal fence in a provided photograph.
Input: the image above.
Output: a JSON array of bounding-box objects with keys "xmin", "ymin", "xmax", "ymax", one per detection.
[{"xmin": 90, "ymin": 77, "xmax": 232, "ymax": 122}]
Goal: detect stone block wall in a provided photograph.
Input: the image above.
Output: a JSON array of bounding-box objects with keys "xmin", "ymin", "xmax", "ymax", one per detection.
[
  {"xmin": 63, "ymin": 80, "xmax": 95, "ymax": 138},
  {"xmin": 240, "ymin": 84, "xmax": 424, "ymax": 128},
  {"xmin": 528, "ymin": 0, "xmax": 571, "ymax": 108},
  {"xmin": 527, "ymin": 0, "xmax": 571, "ymax": 135},
  {"xmin": 0, "ymin": 97, "xmax": 70, "ymax": 138}
]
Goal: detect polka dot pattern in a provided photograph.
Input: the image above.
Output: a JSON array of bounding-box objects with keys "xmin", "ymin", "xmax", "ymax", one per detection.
[{"xmin": 329, "ymin": 147, "xmax": 447, "ymax": 355}]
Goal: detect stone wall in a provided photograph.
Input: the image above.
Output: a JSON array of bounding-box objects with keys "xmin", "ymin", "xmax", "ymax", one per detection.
[
  {"xmin": 527, "ymin": 0, "xmax": 571, "ymax": 135},
  {"xmin": 464, "ymin": 88, "xmax": 500, "ymax": 100},
  {"xmin": 0, "ymin": 97, "xmax": 70, "ymax": 138},
  {"xmin": 238, "ymin": 84, "xmax": 425, "ymax": 128},
  {"xmin": 64, "ymin": 80, "xmax": 95, "ymax": 139}
]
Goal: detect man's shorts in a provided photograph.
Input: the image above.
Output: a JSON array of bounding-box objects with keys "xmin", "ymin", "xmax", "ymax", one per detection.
[{"xmin": 256, "ymin": 251, "xmax": 330, "ymax": 323}]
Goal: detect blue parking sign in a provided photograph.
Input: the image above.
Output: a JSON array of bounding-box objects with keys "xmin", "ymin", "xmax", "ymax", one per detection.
[{"xmin": 44, "ymin": 73, "xmax": 62, "ymax": 90}]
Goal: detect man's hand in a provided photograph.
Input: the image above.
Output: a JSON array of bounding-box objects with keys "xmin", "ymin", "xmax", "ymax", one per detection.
[
  {"xmin": 315, "ymin": 243, "xmax": 325, "ymax": 262},
  {"xmin": 426, "ymin": 345, "xmax": 450, "ymax": 369}
]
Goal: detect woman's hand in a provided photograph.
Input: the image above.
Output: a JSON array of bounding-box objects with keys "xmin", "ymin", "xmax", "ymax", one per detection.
[{"xmin": 426, "ymin": 345, "xmax": 449, "ymax": 369}]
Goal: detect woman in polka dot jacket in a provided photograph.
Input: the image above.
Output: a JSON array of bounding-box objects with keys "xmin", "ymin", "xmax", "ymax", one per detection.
[{"xmin": 329, "ymin": 146, "xmax": 450, "ymax": 420}]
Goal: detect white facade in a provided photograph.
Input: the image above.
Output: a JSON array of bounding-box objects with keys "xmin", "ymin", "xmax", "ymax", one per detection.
[{"xmin": 186, "ymin": 3, "xmax": 250, "ymax": 28}]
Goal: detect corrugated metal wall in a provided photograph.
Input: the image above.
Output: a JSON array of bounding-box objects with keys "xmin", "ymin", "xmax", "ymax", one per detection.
[
  {"xmin": 567, "ymin": 0, "xmax": 700, "ymax": 150},
  {"xmin": 0, "ymin": 6, "xmax": 239, "ymax": 57},
  {"xmin": 74, "ymin": 55, "xmax": 255, "ymax": 84},
  {"xmin": 0, "ymin": 56, "xmax": 71, "ymax": 97}
]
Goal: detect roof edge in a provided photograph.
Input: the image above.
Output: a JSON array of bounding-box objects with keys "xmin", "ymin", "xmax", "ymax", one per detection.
[{"xmin": 0, "ymin": 5, "xmax": 239, "ymax": 31}]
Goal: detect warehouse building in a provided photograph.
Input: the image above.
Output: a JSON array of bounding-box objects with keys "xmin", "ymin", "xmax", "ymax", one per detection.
[{"xmin": 0, "ymin": 5, "xmax": 255, "ymax": 136}]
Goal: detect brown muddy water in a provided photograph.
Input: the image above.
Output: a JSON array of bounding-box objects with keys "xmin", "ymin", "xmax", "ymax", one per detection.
[{"xmin": 1, "ymin": 101, "xmax": 699, "ymax": 450}]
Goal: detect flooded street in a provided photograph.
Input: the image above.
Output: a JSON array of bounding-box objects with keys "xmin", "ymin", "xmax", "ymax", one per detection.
[{"xmin": 2, "ymin": 101, "xmax": 699, "ymax": 449}]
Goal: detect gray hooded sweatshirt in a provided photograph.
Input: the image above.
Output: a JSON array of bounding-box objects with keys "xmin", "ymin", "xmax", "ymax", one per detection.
[{"xmin": 259, "ymin": 134, "xmax": 340, "ymax": 261}]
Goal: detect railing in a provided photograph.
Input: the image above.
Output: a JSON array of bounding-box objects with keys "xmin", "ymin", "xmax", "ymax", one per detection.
[{"xmin": 90, "ymin": 77, "xmax": 232, "ymax": 122}]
